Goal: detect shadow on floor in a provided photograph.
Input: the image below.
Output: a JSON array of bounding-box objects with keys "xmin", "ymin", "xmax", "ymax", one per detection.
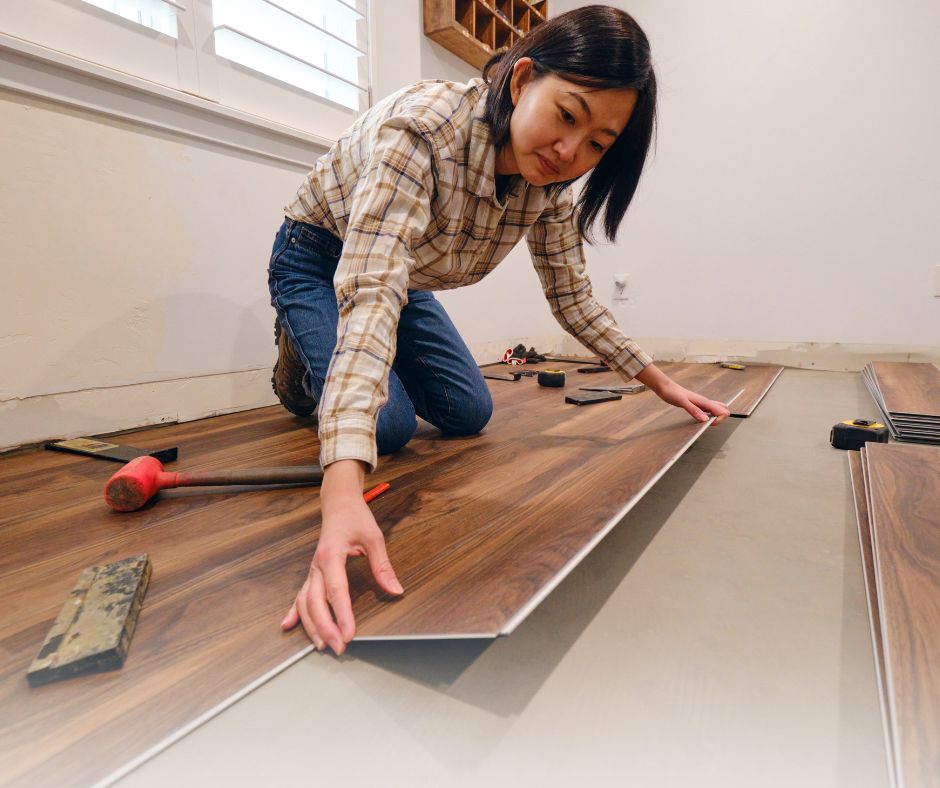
[{"xmin": 346, "ymin": 419, "xmax": 744, "ymax": 716}]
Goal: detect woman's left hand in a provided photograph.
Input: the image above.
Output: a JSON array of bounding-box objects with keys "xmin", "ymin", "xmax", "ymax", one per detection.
[{"xmin": 635, "ymin": 363, "xmax": 731, "ymax": 425}]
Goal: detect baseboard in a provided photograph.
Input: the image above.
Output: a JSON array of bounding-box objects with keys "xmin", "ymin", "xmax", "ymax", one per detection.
[
  {"xmin": 633, "ymin": 338, "xmax": 940, "ymax": 371},
  {"xmin": 3, "ymin": 336, "xmax": 937, "ymax": 453},
  {"xmin": 0, "ymin": 369, "xmax": 277, "ymax": 453}
]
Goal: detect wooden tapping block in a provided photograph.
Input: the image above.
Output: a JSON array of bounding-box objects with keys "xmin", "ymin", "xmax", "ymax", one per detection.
[{"xmin": 27, "ymin": 554, "xmax": 151, "ymax": 687}]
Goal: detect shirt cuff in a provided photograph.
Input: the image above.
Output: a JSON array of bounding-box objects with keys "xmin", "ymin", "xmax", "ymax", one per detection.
[
  {"xmin": 607, "ymin": 342, "xmax": 653, "ymax": 381},
  {"xmin": 318, "ymin": 414, "xmax": 378, "ymax": 473}
]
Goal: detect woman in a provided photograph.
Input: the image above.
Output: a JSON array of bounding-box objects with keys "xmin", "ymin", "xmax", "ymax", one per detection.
[{"xmin": 270, "ymin": 5, "xmax": 730, "ymax": 655}]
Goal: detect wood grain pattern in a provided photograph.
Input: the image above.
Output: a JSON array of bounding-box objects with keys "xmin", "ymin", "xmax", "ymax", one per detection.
[
  {"xmin": 657, "ymin": 362, "xmax": 783, "ymax": 417},
  {"xmin": 864, "ymin": 442, "xmax": 940, "ymax": 788},
  {"xmin": 870, "ymin": 362, "xmax": 940, "ymax": 419},
  {"xmin": 849, "ymin": 450, "xmax": 897, "ymax": 788},
  {"xmin": 549, "ymin": 360, "xmax": 783, "ymax": 418},
  {"xmin": 0, "ymin": 361, "xmax": 742, "ymax": 787}
]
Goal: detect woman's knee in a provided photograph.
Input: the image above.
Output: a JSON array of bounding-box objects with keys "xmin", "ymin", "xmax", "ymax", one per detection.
[
  {"xmin": 376, "ymin": 415, "xmax": 417, "ymax": 455},
  {"xmin": 441, "ymin": 386, "xmax": 493, "ymax": 436}
]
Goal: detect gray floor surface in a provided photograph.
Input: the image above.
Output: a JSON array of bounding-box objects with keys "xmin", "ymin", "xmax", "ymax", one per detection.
[{"xmin": 115, "ymin": 369, "xmax": 890, "ymax": 788}]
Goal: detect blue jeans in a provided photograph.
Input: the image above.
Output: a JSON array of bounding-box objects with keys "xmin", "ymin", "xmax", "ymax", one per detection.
[{"xmin": 267, "ymin": 218, "xmax": 493, "ymax": 456}]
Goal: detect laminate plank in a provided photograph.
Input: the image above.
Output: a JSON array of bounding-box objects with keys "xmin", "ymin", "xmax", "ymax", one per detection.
[
  {"xmin": 529, "ymin": 360, "xmax": 782, "ymax": 418},
  {"xmin": 655, "ymin": 362, "xmax": 783, "ymax": 417},
  {"xmin": 870, "ymin": 362, "xmax": 940, "ymax": 419},
  {"xmin": 849, "ymin": 450, "xmax": 897, "ymax": 788},
  {"xmin": 0, "ymin": 360, "xmax": 742, "ymax": 787},
  {"xmin": 862, "ymin": 367, "xmax": 940, "ymax": 445},
  {"xmin": 865, "ymin": 442, "xmax": 940, "ymax": 788}
]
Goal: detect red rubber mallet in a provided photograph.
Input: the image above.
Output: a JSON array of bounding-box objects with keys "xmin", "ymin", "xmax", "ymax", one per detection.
[{"xmin": 104, "ymin": 455, "xmax": 325, "ymax": 512}]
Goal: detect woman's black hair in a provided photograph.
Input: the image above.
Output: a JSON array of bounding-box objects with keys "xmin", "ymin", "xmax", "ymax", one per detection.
[{"xmin": 482, "ymin": 5, "xmax": 656, "ymax": 242}]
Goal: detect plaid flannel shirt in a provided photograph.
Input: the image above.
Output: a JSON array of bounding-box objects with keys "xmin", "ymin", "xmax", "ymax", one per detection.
[{"xmin": 285, "ymin": 78, "xmax": 651, "ymax": 472}]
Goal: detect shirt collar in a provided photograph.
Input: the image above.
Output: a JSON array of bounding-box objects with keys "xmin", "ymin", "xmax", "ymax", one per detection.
[
  {"xmin": 466, "ymin": 85, "xmax": 528, "ymax": 204},
  {"xmin": 466, "ymin": 92, "xmax": 497, "ymax": 200}
]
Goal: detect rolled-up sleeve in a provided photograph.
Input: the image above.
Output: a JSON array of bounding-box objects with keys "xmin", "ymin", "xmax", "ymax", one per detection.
[
  {"xmin": 317, "ymin": 120, "xmax": 434, "ymax": 472},
  {"xmin": 527, "ymin": 188, "xmax": 652, "ymax": 380}
]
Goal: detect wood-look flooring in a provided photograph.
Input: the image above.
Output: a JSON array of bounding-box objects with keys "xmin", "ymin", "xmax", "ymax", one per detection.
[
  {"xmin": 863, "ymin": 362, "xmax": 940, "ymax": 445},
  {"xmin": 656, "ymin": 362, "xmax": 783, "ymax": 417},
  {"xmin": 0, "ymin": 361, "xmax": 764, "ymax": 787},
  {"xmin": 848, "ymin": 451, "xmax": 896, "ymax": 788},
  {"xmin": 859, "ymin": 442, "xmax": 940, "ymax": 788},
  {"xmin": 869, "ymin": 362, "xmax": 940, "ymax": 419},
  {"xmin": 508, "ymin": 358, "xmax": 783, "ymax": 418}
]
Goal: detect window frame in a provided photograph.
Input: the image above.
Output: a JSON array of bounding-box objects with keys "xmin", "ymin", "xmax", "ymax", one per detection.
[{"xmin": 0, "ymin": 0, "xmax": 372, "ymax": 146}]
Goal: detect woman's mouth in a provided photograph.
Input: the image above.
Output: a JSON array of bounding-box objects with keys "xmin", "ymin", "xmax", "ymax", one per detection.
[{"xmin": 536, "ymin": 154, "xmax": 559, "ymax": 177}]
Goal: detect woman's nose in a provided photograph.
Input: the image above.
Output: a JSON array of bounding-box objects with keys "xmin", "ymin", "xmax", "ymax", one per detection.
[{"xmin": 553, "ymin": 136, "xmax": 578, "ymax": 164}]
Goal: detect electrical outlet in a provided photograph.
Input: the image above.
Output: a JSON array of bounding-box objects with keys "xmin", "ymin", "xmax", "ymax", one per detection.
[
  {"xmin": 934, "ymin": 265, "xmax": 940, "ymax": 298},
  {"xmin": 613, "ymin": 273, "xmax": 630, "ymax": 302}
]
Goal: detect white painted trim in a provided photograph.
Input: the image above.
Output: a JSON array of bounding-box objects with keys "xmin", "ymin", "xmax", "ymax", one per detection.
[
  {"xmin": 635, "ymin": 338, "xmax": 940, "ymax": 373},
  {"xmin": 0, "ymin": 369, "xmax": 280, "ymax": 453},
  {"xmin": 0, "ymin": 31, "xmax": 336, "ymax": 163}
]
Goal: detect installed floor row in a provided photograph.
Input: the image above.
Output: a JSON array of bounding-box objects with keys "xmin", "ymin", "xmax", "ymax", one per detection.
[
  {"xmin": 0, "ymin": 361, "xmax": 781, "ymax": 787},
  {"xmin": 849, "ymin": 442, "xmax": 940, "ymax": 788}
]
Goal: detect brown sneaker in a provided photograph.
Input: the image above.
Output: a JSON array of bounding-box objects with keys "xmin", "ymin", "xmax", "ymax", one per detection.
[{"xmin": 272, "ymin": 319, "xmax": 317, "ymax": 418}]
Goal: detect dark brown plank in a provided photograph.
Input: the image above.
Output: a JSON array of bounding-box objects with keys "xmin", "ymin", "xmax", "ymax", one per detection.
[
  {"xmin": 656, "ymin": 362, "xmax": 783, "ymax": 417},
  {"xmin": 482, "ymin": 359, "xmax": 783, "ymax": 418},
  {"xmin": 871, "ymin": 362, "xmax": 940, "ymax": 419},
  {"xmin": 849, "ymin": 450, "xmax": 896, "ymax": 786},
  {"xmin": 865, "ymin": 442, "xmax": 940, "ymax": 788},
  {"xmin": 0, "ymin": 361, "xmax": 742, "ymax": 786}
]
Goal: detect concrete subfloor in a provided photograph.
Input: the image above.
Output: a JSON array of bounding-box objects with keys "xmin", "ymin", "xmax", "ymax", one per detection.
[{"xmin": 116, "ymin": 369, "xmax": 890, "ymax": 788}]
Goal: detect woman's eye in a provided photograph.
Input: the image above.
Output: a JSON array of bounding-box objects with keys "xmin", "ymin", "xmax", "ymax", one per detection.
[
  {"xmin": 591, "ymin": 141, "xmax": 605, "ymax": 153},
  {"xmin": 560, "ymin": 109, "xmax": 575, "ymax": 124}
]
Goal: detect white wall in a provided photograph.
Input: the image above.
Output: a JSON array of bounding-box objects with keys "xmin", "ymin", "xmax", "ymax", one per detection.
[
  {"xmin": 553, "ymin": 0, "xmax": 940, "ymax": 359},
  {"xmin": 0, "ymin": 1, "xmax": 568, "ymax": 452},
  {"xmin": 5, "ymin": 0, "xmax": 937, "ymax": 452}
]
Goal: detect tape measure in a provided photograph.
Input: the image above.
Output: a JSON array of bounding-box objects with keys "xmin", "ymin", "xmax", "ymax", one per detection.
[
  {"xmin": 830, "ymin": 419, "xmax": 889, "ymax": 450},
  {"xmin": 538, "ymin": 369, "xmax": 566, "ymax": 387}
]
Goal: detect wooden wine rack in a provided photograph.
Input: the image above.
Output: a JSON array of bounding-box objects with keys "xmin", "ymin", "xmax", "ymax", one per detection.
[{"xmin": 423, "ymin": 0, "xmax": 548, "ymax": 70}]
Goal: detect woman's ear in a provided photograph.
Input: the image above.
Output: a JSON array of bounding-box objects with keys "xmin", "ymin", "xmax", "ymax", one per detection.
[{"xmin": 509, "ymin": 57, "xmax": 534, "ymax": 107}]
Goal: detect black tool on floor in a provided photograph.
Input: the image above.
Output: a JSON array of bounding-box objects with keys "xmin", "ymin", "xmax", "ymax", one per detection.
[
  {"xmin": 579, "ymin": 383, "xmax": 647, "ymax": 394},
  {"xmin": 577, "ymin": 366, "xmax": 608, "ymax": 374},
  {"xmin": 830, "ymin": 419, "xmax": 890, "ymax": 450},
  {"xmin": 566, "ymin": 391, "xmax": 622, "ymax": 406},
  {"xmin": 538, "ymin": 369, "xmax": 566, "ymax": 387},
  {"xmin": 46, "ymin": 437, "xmax": 178, "ymax": 464},
  {"xmin": 484, "ymin": 372, "xmax": 522, "ymax": 382},
  {"xmin": 27, "ymin": 554, "xmax": 152, "ymax": 686}
]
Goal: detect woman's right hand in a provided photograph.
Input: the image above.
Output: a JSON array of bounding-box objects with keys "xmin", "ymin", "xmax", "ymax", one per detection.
[{"xmin": 280, "ymin": 459, "xmax": 404, "ymax": 655}]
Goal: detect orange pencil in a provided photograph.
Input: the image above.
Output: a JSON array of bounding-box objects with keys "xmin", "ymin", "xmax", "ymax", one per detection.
[{"xmin": 363, "ymin": 482, "xmax": 390, "ymax": 503}]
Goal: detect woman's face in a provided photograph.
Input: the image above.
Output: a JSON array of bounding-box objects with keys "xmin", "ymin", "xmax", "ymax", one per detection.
[{"xmin": 496, "ymin": 58, "xmax": 638, "ymax": 186}]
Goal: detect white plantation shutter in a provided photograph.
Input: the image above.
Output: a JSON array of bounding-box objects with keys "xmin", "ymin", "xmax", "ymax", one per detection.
[
  {"xmin": 0, "ymin": 0, "xmax": 370, "ymax": 136},
  {"xmin": 212, "ymin": 0, "xmax": 368, "ymax": 111},
  {"xmin": 81, "ymin": 0, "xmax": 182, "ymax": 38}
]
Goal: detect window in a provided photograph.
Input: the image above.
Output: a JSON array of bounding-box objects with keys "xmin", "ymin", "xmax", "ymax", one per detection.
[{"xmin": 0, "ymin": 0, "xmax": 369, "ymax": 138}]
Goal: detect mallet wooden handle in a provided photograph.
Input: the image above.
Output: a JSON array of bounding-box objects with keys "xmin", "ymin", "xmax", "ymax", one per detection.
[
  {"xmin": 105, "ymin": 456, "xmax": 325, "ymax": 511},
  {"xmin": 173, "ymin": 466, "xmax": 324, "ymax": 487}
]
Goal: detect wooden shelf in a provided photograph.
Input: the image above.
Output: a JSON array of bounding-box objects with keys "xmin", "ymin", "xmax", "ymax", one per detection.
[{"xmin": 424, "ymin": 0, "xmax": 548, "ymax": 69}]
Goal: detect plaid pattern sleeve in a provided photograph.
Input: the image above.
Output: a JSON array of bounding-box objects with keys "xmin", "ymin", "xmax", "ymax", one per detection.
[
  {"xmin": 527, "ymin": 188, "xmax": 653, "ymax": 380},
  {"xmin": 317, "ymin": 119, "xmax": 435, "ymax": 472}
]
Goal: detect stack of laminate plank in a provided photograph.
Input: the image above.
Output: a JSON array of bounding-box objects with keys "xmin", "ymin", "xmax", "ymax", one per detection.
[
  {"xmin": 848, "ymin": 442, "xmax": 940, "ymax": 788},
  {"xmin": 862, "ymin": 361, "xmax": 940, "ymax": 444}
]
